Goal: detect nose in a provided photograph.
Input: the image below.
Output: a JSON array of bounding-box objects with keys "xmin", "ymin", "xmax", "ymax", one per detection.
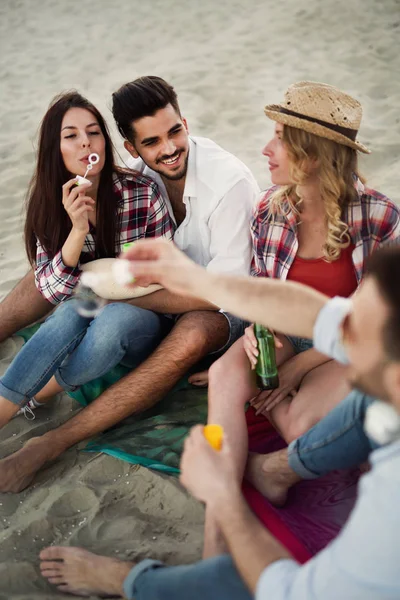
[
  {"xmin": 262, "ymin": 140, "xmax": 273, "ymax": 157},
  {"xmin": 81, "ymin": 133, "xmax": 91, "ymax": 148},
  {"xmin": 162, "ymin": 138, "xmax": 176, "ymax": 157}
]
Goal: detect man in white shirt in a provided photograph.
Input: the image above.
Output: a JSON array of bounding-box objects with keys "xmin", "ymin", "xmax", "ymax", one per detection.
[
  {"xmin": 0, "ymin": 76, "xmax": 259, "ymax": 493},
  {"xmin": 40, "ymin": 240, "xmax": 400, "ymax": 600}
]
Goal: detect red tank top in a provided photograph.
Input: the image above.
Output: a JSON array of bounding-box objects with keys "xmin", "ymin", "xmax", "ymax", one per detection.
[{"xmin": 286, "ymin": 244, "xmax": 357, "ymax": 298}]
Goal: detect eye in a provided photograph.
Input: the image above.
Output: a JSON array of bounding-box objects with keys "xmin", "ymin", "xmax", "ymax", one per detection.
[
  {"xmin": 89, "ymin": 131, "xmax": 100, "ymax": 136},
  {"xmin": 64, "ymin": 134, "xmax": 76, "ymax": 139}
]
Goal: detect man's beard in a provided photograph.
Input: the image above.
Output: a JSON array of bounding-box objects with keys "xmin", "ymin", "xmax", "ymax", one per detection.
[{"xmin": 154, "ymin": 151, "xmax": 189, "ymax": 181}]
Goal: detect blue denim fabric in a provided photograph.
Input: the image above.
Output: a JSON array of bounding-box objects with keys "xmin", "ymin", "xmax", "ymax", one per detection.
[
  {"xmin": 0, "ymin": 299, "xmax": 166, "ymax": 405},
  {"xmin": 124, "ymin": 555, "xmax": 251, "ymax": 600},
  {"xmin": 285, "ymin": 335, "xmax": 313, "ymax": 354},
  {"xmin": 212, "ymin": 311, "xmax": 248, "ymax": 355},
  {"xmin": 288, "ymin": 390, "xmax": 379, "ymax": 479}
]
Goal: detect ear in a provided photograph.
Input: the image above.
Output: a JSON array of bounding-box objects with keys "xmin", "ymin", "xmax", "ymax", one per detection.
[
  {"xmin": 182, "ymin": 117, "xmax": 189, "ymax": 134},
  {"xmin": 124, "ymin": 140, "xmax": 139, "ymax": 159},
  {"xmin": 383, "ymin": 362, "xmax": 400, "ymax": 412}
]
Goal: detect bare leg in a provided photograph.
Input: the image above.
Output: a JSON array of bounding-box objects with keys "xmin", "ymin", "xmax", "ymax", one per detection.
[
  {"xmin": 35, "ymin": 376, "xmax": 63, "ymax": 402},
  {"xmin": 0, "ymin": 311, "xmax": 229, "ymax": 493},
  {"xmin": 40, "ymin": 546, "xmax": 132, "ymax": 597},
  {"xmin": 0, "ymin": 397, "xmax": 20, "ymax": 427},
  {"xmin": 269, "ymin": 360, "xmax": 351, "ymax": 443},
  {"xmin": 0, "ymin": 270, "xmax": 52, "ymax": 343},
  {"xmin": 203, "ymin": 335, "xmax": 294, "ymax": 558},
  {"xmin": 245, "ymin": 448, "xmax": 301, "ymax": 505}
]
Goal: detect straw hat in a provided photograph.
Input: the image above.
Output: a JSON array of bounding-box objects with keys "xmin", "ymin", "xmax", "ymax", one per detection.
[{"xmin": 264, "ymin": 81, "xmax": 370, "ymax": 154}]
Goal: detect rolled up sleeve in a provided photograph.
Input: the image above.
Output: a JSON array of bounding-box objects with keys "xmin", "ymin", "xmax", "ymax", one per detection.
[{"xmin": 35, "ymin": 241, "xmax": 81, "ymax": 305}]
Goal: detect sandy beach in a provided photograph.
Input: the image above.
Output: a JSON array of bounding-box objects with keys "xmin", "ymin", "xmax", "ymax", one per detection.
[{"xmin": 0, "ymin": 0, "xmax": 399, "ymax": 596}]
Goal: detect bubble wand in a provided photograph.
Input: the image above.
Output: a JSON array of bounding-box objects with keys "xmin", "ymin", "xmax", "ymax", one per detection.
[{"xmin": 75, "ymin": 152, "xmax": 100, "ymax": 186}]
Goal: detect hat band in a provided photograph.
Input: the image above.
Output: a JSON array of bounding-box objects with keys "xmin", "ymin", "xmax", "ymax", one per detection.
[{"xmin": 278, "ymin": 107, "xmax": 358, "ymax": 141}]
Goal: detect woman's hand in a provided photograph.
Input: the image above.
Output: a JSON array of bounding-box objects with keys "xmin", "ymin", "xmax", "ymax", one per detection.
[
  {"xmin": 62, "ymin": 178, "xmax": 95, "ymax": 234},
  {"xmin": 250, "ymin": 353, "xmax": 307, "ymax": 414},
  {"xmin": 243, "ymin": 324, "xmax": 283, "ymax": 370}
]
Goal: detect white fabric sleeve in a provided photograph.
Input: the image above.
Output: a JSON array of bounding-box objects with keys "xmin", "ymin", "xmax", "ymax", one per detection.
[
  {"xmin": 206, "ymin": 178, "xmax": 256, "ymax": 276},
  {"xmin": 313, "ymin": 296, "xmax": 352, "ymax": 364}
]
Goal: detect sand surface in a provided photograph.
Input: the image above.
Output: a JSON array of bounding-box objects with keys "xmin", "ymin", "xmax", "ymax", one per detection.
[{"xmin": 0, "ymin": 0, "xmax": 399, "ymax": 596}]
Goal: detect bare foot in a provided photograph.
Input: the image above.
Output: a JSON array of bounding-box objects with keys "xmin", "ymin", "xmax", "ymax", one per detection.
[
  {"xmin": 245, "ymin": 450, "xmax": 301, "ymax": 507},
  {"xmin": 0, "ymin": 436, "xmax": 60, "ymax": 493},
  {"xmin": 40, "ymin": 546, "xmax": 133, "ymax": 597},
  {"xmin": 188, "ymin": 370, "xmax": 209, "ymax": 387}
]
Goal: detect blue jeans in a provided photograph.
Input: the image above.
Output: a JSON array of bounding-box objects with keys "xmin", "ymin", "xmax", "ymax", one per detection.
[
  {"xmin": 288, "ymin": 390, "xmax": 380, "ymax": 478},
  {"xmin": 123, "ymin": 555, "xmax": 251, "ymax": 600},
  {"xmin": 0, "ymin": 299, "xmax": 166, "ymax": 405}
]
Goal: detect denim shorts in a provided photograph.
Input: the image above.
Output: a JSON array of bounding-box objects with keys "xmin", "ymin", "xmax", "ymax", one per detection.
[
  {"xmin": 285, "ymin": 335, "xmax": 313, "ymax": 354},
  {"xmin": 214, "ymin": 311, "xmax": 248, "ymax": 355}
]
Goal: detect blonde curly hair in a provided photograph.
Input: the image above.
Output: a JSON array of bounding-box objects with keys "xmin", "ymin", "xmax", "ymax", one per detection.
[{"xmin": 268, "ymin": 125, "xmax": 364, "ymax": 261}]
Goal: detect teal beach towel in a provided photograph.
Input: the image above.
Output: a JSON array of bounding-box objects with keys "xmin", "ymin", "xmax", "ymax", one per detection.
[{"xmin": 16, "ymin": 324, "xmax": 208, "ymax": 474}]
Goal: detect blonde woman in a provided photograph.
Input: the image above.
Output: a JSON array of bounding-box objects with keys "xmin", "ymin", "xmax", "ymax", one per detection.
[{"xmin": 203, "ymin": 81, "xmax": 400, "ymax": 557}]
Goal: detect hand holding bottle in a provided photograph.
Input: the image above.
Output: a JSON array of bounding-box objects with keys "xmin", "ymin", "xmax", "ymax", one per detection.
[
  {"xmin": 251, "ymin": 353, "xmax": 306, "ymax": 414},
  {"xmin": 243, "ymin": 324, "xmax": 283, "ymax": 369}
]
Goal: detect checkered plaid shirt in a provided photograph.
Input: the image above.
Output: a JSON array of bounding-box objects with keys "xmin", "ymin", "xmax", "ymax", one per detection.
[
  {"xmin": 35, "ymin": 172, "xmax": 174, "ymax": 304},
  {"xmin": 251, "ymin": 181, "xmax": 400, "ymax": 282}
]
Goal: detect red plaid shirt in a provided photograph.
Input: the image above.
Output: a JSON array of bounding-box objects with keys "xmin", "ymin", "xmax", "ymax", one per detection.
[
  {"xmin": 251, "ymin": 181, "xmax": 400, "ymax": 282},
  {"xmin": 35, "ymin": 172, "xmax": 174, "ymax": 304}
]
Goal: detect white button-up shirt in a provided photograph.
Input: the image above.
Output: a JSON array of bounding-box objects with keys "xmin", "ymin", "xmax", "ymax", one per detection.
[{"xmin": 127, "ymin": 136, "xmax": 259, "ymax": 275}]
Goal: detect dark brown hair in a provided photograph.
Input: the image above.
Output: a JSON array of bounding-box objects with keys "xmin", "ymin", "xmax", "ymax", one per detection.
[
  {"xmin": 112, "ymin": 76, "xmax": 181, "ymax": 143},
  {"xmin": 25, "ymin": 91, "xmax": 122, "ymax": 265},
  {"xmin": 367, "ymin": 245, "xmax": 400, "ymax": 360}
]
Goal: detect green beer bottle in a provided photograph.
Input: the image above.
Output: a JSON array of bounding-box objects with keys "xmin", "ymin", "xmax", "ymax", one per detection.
[{"xmin": 254, "ymin": 324, "xmax": 279, "ymax": 390}]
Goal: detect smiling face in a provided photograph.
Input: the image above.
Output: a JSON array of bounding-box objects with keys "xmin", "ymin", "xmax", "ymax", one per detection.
[
  {"xmin": 124, "ymin": 104, "xmax": 190, "ymax": 181},
  {"xmin": 60, "ymin": 107, "xmax": 106, "ymax": 178}
]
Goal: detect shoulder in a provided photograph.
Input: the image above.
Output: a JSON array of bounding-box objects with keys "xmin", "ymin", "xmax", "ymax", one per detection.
[
  {"xmin": 192, "ymin": 136, "xmax": 259, "ymax": 192},
  {"xmin": 113, "ymin": 170, "xmax": 160, "ymax": 198},
  {"xmin": 359, "ymin": 186, "xmax": 400, "ymax": 234},
  {"xmin": 253, "ymin": 186, "xmax": 284, "ymax": 221}
]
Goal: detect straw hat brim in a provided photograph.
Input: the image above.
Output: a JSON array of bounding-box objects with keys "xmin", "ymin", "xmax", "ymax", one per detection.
[{"xmin": 264, "ymin": 104, "xmax": 371, "ymax": 154}]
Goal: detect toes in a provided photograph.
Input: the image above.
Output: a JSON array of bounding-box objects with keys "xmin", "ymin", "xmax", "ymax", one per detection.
[
  {"xmin": 48, "ymin": 576, "xmax": 67, "ymax": 585},
  {"xmin": 40, "ymin": 546, "xmax": 68, "ymax": 561},
  {"xmin": 57, "ymin": 584, "xmax": 91, "ymax": 597},
  {"xmin": 40, "ymin": 545, "xmax": 82, "ymax": 561},
  {"xmin": 40, "ymin": 561, "xmax": 64, "ymax": 572},
  {"xmin": 41, "ymin": 568, "xmax": 63, "ymax": 578}
]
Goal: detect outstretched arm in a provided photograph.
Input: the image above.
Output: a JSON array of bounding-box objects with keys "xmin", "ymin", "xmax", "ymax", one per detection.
[{"xmin": 124, "ymin": 238, "xmax": 328, "ymax": 339}]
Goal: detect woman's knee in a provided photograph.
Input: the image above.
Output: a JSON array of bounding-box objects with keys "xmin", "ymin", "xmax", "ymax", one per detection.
[
  {"xmin": 91, "ymin": 303, "xmax": 161, "ymax": 343},
  {"xmin": 44, "ymin": 299, "xmax": 90, "ymax": 332}
]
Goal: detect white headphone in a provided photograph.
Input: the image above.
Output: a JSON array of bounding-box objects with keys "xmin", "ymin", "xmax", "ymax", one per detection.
[{"xmin": 364, "ymin": 400, "xmax": 400, "ymax": 445}]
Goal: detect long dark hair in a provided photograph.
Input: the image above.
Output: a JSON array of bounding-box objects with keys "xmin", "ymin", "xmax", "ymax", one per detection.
[{"xmin": 25, "ymin": 91, "xmax": 122, "ymax": 264}]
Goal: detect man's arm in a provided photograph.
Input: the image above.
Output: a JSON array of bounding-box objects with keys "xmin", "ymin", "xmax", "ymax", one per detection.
[
  {"xmin": 125, "ymin": 239, "xmax": 328, "ymax": 338},
  {"xmin": 126, "ymin": 289, "xmax": 216, "ymax": 313},
  {"xmin": 211, "ymin": 489, "xmax": 293, "ymax": 592},
  {"xmin": 180, "ymin": 427, "xmax": 294, "ymax": 593}
]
